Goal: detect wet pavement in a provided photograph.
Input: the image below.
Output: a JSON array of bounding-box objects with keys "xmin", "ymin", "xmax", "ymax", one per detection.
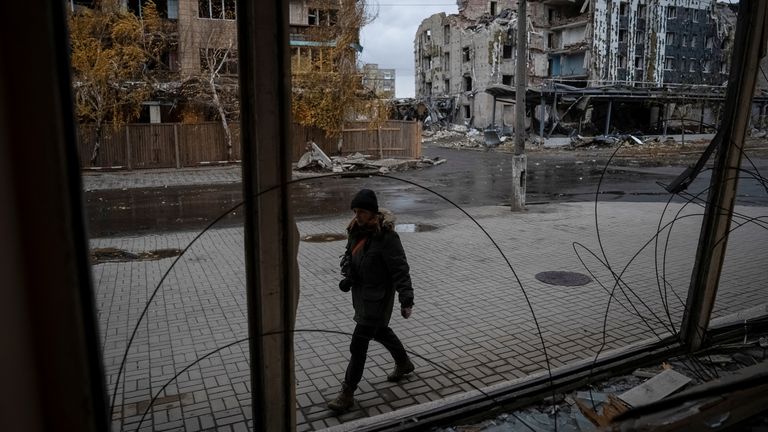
[
  {"xmin": 83, "ymin": 144, "xmax": 768, "ymax": 237},
  {"xmin": 83, "ymin": 143, "xmax": 768, "ymax": 431}
]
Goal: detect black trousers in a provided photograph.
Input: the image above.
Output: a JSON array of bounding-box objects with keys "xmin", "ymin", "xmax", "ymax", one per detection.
[{"xmin": 344, "ymin": 324, "xmax": 408, "ymax": 390}]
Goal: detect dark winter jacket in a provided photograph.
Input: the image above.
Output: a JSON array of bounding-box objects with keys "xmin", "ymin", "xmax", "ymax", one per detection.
[{"xmin": 341, "ymin": 210, "xmax": 414, "ymax": 327}]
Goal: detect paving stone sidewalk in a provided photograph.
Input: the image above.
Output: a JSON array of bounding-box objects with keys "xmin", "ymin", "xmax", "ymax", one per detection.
[{"xmin": 91, "ymin": 201, "xmax": 768, "ymax": 431}]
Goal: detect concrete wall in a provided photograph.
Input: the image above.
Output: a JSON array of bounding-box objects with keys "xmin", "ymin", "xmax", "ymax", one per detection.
[
  {"xmin": 457, "ymin": 0, "xmax": 518, "ymax": 20},
  {"xmin": 178, "ymin": 0, "xmax": 238, "ymax": 77},
  {"xmin": 415, "ymin": 3, "xmax": 548, "ymax": 128},
  {"xmin": 561, "ymin": 26, "xmax": 586, "ymax": 47}
]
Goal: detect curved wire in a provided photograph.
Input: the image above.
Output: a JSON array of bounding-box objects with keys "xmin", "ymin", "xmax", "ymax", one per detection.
[
  {"xmin": 134, "ymin": 329, "xmax": 539, "ymax": 432},
  {"xmin": 110, "ymin": 171, "xmax": 556, "ymax": 430}
]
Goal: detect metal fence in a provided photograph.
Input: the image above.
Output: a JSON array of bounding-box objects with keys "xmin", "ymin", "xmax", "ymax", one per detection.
[{"xmin": 77, "ymin": 120, "xmax": 421, "ymax": 170}]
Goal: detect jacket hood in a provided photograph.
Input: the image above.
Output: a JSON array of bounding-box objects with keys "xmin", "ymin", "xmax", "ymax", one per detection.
[
  {"xmin": 347, "ymin": 207, "xmax": 397, "ymax": 233},
  {"xmin": 379, "ymin": 208, "xmax": 396, "ymax": 231}
]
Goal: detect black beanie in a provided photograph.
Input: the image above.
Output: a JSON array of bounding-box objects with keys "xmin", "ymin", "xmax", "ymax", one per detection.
[{"xmin": 350, "ymin": 189, "xmax": 379, "ymax": 213}]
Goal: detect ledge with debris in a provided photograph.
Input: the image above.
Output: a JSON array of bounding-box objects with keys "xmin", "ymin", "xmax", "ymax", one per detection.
[{"xmin": 294, "ymin": 142, "xmax": 446, "ymax": 175}]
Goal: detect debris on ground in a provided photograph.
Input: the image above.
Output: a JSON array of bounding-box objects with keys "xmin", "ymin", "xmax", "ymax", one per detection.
[
  {"xmin": 568, "ymin": 134, "xmax": 650, "ymax": 149},
  {"xmin": 297, "ymin": 141, "xmax": 334, "ymax": 171},
  {"xmin": 436, "ymin": 342, "xmax": 768, "ymax": 432},
  {"xmin": 295, "ymin": 142, "xmax": 446, "ymax": 174}
]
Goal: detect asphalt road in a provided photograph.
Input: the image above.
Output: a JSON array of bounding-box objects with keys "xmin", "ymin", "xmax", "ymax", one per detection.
[{"xmin": 84, "ymin": 143, "xmax": 768, "ymax": 237}]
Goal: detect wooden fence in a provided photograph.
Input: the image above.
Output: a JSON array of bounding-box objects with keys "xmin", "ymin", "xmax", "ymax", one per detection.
[{"xmin": 77, "ymin": 120, "xmax": 420, "ymax": 170}]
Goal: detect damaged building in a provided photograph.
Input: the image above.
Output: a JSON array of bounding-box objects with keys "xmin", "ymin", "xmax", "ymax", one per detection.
[{"xmin": 414, "ymin": 0, "xmax": 761, "ymax": 137}]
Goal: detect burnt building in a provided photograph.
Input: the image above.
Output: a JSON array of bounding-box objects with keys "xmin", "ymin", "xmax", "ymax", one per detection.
[{"xmin": 416, "ymin": 0, "xmax": 745, "ymax": 136}]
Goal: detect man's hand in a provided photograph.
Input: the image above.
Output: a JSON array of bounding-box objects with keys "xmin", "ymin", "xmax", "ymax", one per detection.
[{"xmin": 401, "ymin": 307, "xmax": 412, "ymax": 319}]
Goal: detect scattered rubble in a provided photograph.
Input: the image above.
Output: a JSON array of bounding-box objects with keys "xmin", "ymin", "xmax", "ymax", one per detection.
[
  {"xmin": 295, "ymin": 142, "xmax": 446, "ymax": 174},
  {"xmin": 437, "ymin": 344, "xmax": 768, "ymax": 432}
]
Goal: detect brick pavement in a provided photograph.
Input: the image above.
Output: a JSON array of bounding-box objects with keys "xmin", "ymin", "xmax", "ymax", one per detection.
[{"xmin": 90, "ymin": 201, "xmax": 768, "ymax": 431}]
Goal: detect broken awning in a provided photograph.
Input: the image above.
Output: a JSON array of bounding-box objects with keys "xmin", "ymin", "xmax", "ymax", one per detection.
[{"xmin": 486, "ymin": 83, "xmax": 768, "ymax": 104}]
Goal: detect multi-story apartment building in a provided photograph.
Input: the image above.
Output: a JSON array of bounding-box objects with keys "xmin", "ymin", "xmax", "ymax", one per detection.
[
  {"xmin": 71, "ymin": 0, "xmax": 359, "ymax": 122},
  {"xmin": 415, "ymin": 0, "xmax": 739, "ymax": 135},
  {"xmin": 362, "ymin": 63, "xmax": 396, "ymax": 98}
]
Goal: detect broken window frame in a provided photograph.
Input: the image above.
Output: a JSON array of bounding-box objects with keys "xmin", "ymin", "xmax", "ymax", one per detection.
[
  {"xmin": 638, "ymin": 4, "xmax": 647, "ymax": 19},
  {"xmin": 634, "ymin": 55, "xmax": 643, "ymax": 70},
  {"xmin": 635, "ymin": 30, "xmax": 644, "ymax": 44},
  {"xmin": 462, "ymin": 46, "xmax": 471, "ymax": 62},
  {"xmin": 463, "ymin": 104, "xmax": 471, "ymax": 118},
  {"xmin": 490, "ymin": 1, "xmax": 497, "ymax": 16},
  {"xmin": 463, "ymin": 75, "xmax": 472, "ymax": 91},
  {"xmin": 619, "ymin": 1, "xmax": 628, "ymax": 17},
  {"xmin": 691, "ymin": 34, "xmax": 698, "ymax": 48},
  {"xmin": 667, "ymin": 6, "xmax": 676, "ymax": 19},
  {"xmin": 443, "ymin": 52, "xmax": 450, "ymax": 68},
  {"xmin": 502, "ymin": 43, "xmax": 513, "ymax": 59},
  {"xmin": 619, "ymin": 30, "xmax": 627, "ymax": 43},
  {"xmin": 308, "ymin": 8, "xmax": 318, "ymax": 25},
  {"xmin": 706, "ymin": 36, "xmax": 714, "ymax": 49},
  {"xmin": 666, "ymin": 32, "xmax": 676, "ymax": 46},
  {"xmin": 665, "ymin": 56, "xmax": 675, "ymax": 71},
  {"xmin": 618, "ymin": 54, "xmax": 627, "ymax": 69},
  {"xmin": 502, "ymin": 74, "xmax": 512, "ymax": 85},
  {"xmin": 198, "ymin": 0, "xmax": 236, "ymax": 20},
  {"xmin": 443, "ymin": 24, "xmax": 451, "ymax": 43},
  {"xmin": 703, "ymin": 60, "xmax": 712, "ymax": 73},
  {"xmin": 167, "ymin": 0, "xmax": 178, "ymax": 19},
  {"xmin": 444, "ymin": 78, "xmax": 450, "ymax": 92},
  {"xmin": 198, "ymin": 0, "xmax": 211, "ymax": 18},
  {"xmin": 692, "ymin": 9, "xmax": 700, "ymax": 23},
  {"xmin": 689, "ymin": 60, "xmax": 696, "ymax": 73},
  {"xmin": 681, "ymin": 35, "xmax": 687, "ymax": 47}
]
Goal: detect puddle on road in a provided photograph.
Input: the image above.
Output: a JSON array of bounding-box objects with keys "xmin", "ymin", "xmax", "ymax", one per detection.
[
  {"xmin": 91, "ymin": 247, "xmax": 183, "ymax": 264},
  {"xmin": 301, "ymin": 233, "xmax": 347, "ymax": 242},
  {"xmin": 394, "ymin": 223, "xmax": 438, "ymax": 233}
]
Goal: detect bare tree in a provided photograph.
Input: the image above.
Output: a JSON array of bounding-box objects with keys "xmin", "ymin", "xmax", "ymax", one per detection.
[
  {"xmin": 180, "ymin": 29, "xmax": 239, "ymax": 161},
  {"xmin": 291, "ymin": 0, "xmax": 385, "ymax": 137}
]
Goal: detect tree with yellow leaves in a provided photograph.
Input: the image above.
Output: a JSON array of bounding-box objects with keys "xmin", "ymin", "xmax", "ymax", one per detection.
[
  {"xmin": 69, "ymin": 0, "xmax": 169, "ymax": 165},
  {"xmin": 291, "ymin": 0, "xmax": 387, "ymax": 138}
]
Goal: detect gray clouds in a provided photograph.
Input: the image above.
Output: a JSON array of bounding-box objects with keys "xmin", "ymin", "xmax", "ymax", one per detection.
[{"xmin": 360, "ymin": 1, "xmax": 457, "ymax": 97}]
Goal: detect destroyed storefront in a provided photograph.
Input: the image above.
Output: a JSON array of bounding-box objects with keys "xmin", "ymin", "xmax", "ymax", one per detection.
[
  {"xmin": 485, "ymin": 83, "xmax": 768, "ymax": 142},
  {"xmin": 414, "ymin": 0, "xmax": 740, "ymax": 133}
]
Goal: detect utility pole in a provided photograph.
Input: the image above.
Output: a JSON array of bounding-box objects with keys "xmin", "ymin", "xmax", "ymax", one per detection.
[{"xmin": 511, "ymin": 0, "xmax": 527, "ymax": 211}]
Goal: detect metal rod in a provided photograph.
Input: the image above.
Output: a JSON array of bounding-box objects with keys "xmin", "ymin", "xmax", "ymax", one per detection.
[{"xmin": 680, "ymin": 0, "xmax": 768, "ymax": 351}]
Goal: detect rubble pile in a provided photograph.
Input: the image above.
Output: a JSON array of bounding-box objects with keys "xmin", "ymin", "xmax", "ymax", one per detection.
[
  {"xmin": 437, "ymin": 341, "xmax": 768, "ymax": 432},
  {"xmin": 295, "ymin": 142, "xmax": 446, "ymax": 174}
]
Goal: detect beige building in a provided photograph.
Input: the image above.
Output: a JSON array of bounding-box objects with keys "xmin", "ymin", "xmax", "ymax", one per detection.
[{"xmin": 362, "ymin": 63, "xmax": 396, "ymax": 98}]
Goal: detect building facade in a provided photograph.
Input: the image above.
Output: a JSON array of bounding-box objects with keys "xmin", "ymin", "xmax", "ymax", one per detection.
[
  {"xmin": 415, "ymin": 0, "xmax": 738, "ymax": 133},
  {"xmin": 362, "ymin": 63, "xmax": 396, "ymax": 98}
]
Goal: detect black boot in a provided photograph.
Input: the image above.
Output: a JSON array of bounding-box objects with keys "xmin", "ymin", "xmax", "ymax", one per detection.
[
  {"xmin": 387, "ymin": 359, "xmax": 415, "ymax": 382},
  {"xmin": 327, "ymin": 382, "xmax": 355, "ymax": 412}
]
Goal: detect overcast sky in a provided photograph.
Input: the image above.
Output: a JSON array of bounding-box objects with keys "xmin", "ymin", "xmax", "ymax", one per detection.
[{"xmin": 360, "ymin": 1, "xmax": 458, "ymax": 98}]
